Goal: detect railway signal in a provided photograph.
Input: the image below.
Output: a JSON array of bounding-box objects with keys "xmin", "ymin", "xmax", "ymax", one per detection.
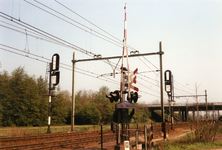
[
  {"xmin": 52, "ymin": 53, "xmax": 59, "ymax": 71},
  {"xmin": 164, "ymin": 70, "xmax": 175, "ymax": 133},
  {"xmin": 47, "ymin": 53, "xmax": 60, "ymax": 134},
  {"xmin": 106, "ymin": 90, "xmax": 120, "ymax": 103},
  {"xmin": 130, "ymin": 91, "xmax": 138, "ymax": 103},
  {"xmin": 51, "ymin": 72, "xmax": 60, "ymax": 86},
  {"xmin": 164, "ymin": 70, "xmax": 172, "ymax": 95},
  {"xmin": 51, "ymin": 54, "xmax": 60, "ymax": 89}
]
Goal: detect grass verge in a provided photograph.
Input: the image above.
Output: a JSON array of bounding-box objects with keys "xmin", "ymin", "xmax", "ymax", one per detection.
[
  {"xmin": 154, "ymin": 121, "xmax": 222, "ymax": 150},
  {"xmin": 0, "ymin": 124, "xmax": 110, "ymax": 138},
  {"xmin": 154, "ymin": 141, "xmax": 222, "ymax": 150}
]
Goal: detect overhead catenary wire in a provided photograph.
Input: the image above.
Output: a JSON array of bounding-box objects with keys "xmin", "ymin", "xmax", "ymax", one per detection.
[
  {"xmin": 24, "ymin": 0, "xmax": 123, "ymax": 48},
  {"xmin": 139, "ymin": 90, "xmax": 160, "ymax": 99},
  {"xmin": 0, "ymin": 44, "xmax": 163, "ymax": 100},
  {"xmin": 0, "ymin": 18, "xmax": 192, "ymax": 102},
  {"xmin": 0, "ymin": 23, "xmax": 102, "ymax": 55},
  {"xmin": 0, "ymin": 43, "xmax": 119, "ymax": 84},
  {"xmin": 25, "ymin": 0, "xmax": 145, "ymax": 72},
  {"xmin": 0, "ymin": 46, "xmax": 119, "ymax": 85},
  {"xmin": 0, "ymin": 19, "xmax": 161, "ymax": 90},
  {"xmin": 0, "ymin": 12, "xmax": 97, "ymax": 57},
  {"xmin": 0, "ymin": 11, "xmax": 122, "ymax": 70},
  {"xmin": 0, "ymin": 23, "xmax": 57, "ymax": 44},
  {"xmin": 174, "ymin": 80, "xmax": 195, "ymax": 92},
  {"xmin": 142, "ymin": 56, "xmax": 159, "ymax": 70},
  {"xmin": 137, "ymin": 81, "xmax": 160, "ymax": 94},
  {"xmin": 54, "ymin": 0, "xmax": 122, "ymax": 43},
  {"xmin": 1, "ymin": 2, "xmax": 163, "ymax": 86},
  {"xmin": 54, "ymin": 0, "xmax": 140, "ymax": 53},
  {"xmin": 0, "ymin": 20, "xmax": 66, "ymax": 45},
  {"xmin": 1, "ymin": 2, "xmax": 196, "ymax": 102}
]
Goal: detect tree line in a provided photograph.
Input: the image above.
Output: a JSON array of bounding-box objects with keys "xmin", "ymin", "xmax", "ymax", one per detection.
[{"xmin": 0, "ymin": 67, "xmax": 150, "ymax": 127}]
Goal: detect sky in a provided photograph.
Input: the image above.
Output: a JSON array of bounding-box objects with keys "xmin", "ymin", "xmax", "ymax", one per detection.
[{"xmin": 0, "ymin": 0, "xmax": 222, "ymax": 104}]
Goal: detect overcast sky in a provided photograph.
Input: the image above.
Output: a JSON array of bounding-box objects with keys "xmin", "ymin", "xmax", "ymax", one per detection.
[{"xmin": 0, "ymin": 0, "xmax": 222, "ymax": 104}]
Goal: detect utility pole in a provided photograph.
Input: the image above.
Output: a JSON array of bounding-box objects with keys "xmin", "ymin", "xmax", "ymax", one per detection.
[
  {"xmin": 205, "ymin": 90, "xmax": 208, "ymax": 121},
  {"xmin": 71, "ymin": 52, "xmax": 76, "ymax": 131},
  {"xmin": 171, "ymin": 75, "xmax": 174, "ymax": 129},
  {"xmin": 159, "ymin": 41, "xmax": 164, "ymax": 123},
  {"xmin": 195, "ymin": 83, "xmax": 201, "ymax": 125},
  {"xmin": 159, "ymin": 41, "xmax": 166, "ymax": 140}
]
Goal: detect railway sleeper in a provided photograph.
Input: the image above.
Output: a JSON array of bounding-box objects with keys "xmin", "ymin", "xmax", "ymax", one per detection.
[
  {"xmin": 30, "ymin": 135, "xmax": 113, "ymax": 150},
  {"xmin": 0, "ymin": 134, "xmax": 114, "ymax": 150},
  {"xmin": 0, "ymin": 131, "xmax": 104, "ymax": 147}
]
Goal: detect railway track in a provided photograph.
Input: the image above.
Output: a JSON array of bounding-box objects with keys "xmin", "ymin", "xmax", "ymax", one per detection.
[
  {"xmin": 0, "ymin": 130, "xmax": 114, "ymax": 150},
  {"xmin": 129, "ymin": 121, "xmax": 208, "ymax": 139},
  {"xmin": 0, "ymin": 122, "xmax": 208, "ymax": 150},
  {"xmin": 0, "ymin": 130, "xmax": 106, "ymax": 146}
]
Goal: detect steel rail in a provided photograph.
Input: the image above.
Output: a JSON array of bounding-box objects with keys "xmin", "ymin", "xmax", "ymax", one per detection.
[{"xmin": 0, "ymin": 122, "xmax": 209, "ymax": 150}]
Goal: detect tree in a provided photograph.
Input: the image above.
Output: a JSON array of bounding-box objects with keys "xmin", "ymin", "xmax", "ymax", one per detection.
[
  {"xmin": 0, "ymin": 67, "xmax": 43, "ymax": 126},
  {"xmin": 74, "ymin": 86, "xmax": 115, "ymax": 125},
  {"xmin": 0, "ymin": 67, "xmax": 73, "ymax": 126},
  {"xmin": 75, "ymin": 101, "xmax": 101, "ymax": 125},
  {"xmin": 92, "ymin": 86, "xmax": 114, "ymax": 123},
  {"xmin": 0, "ymin": 71, "xmax": 11, "ymax": 126},
  {"xmin": 60, "ymin": 90, "xmax": 72, "ymax": 124},
  {"xmin": 51, "ymin": 90, "xmax": 71, "ymax": 125},
  {"xmin": 8, "ymin": 67, "xmax": 43, "ymax": 126},
  {"xmin": 134, "ymin": 103, "xmax": 151, "ymax": 123},
  {"xmin": 36, "ymin": 76, "xmax": 48, "ymax": 126}
]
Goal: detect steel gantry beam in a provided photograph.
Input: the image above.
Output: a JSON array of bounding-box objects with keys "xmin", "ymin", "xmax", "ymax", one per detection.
[
  {"xmin": 71, "ymin": 42, "xmax": 165, "ymax": 135},
  {"xmin": 72, "ymin": 51, "xmax": 163, "ymax": 63}
]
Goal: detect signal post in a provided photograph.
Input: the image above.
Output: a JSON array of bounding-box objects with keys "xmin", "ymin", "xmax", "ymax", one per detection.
[{"xmin": 47, "ymin": 54, "xmax": 60, "ymax": 134}]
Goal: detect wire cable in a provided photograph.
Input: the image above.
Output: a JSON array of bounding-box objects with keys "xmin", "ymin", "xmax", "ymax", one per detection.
[
  {"xmin": 0, "ymin": 12, "xmax": 97, "ymax": 57},
  {"xmin": 0, "ymin": 46, "xmax": 119, "ymax": 85},
  {"xmin": 24, "ymin": 0, "xmax": 123, "ymax": 48}
]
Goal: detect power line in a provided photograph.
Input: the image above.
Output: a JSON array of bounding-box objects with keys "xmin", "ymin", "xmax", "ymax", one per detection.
[
  {"xmin": 0, "ymin": 12, "xmax": 97, "ymax": 57},
  {"xmin": 0, "ymin": 46, "xmax": 119, "ymax": 85},
  {"xmin": 0, "ymin": 43, "xmax": 119, "ymax": 84},
  {"xmin": 137, "ymin": 76, "xmax": 159, "ymax": 87},
  {"xmin": 24, "ymin": 0, "xmax": 123, "ymax": 48},
  {"xmin": 174, "ymin": 80, "xmax": 195, "ymax": 92},
  {"xmin": 137, "ymin": 81, "xmax": 160, "ymax": 94},
  {"xmin": 6, "ymin": 2, "xmax": 162, "ymax": 84},
  {"xmin": 1, "ymin": 45, "xmax": 165, "ymax": 100},
  {"xmin": 1, "ymin": 41, "xmax": 166, "ymax": 101},
  {"xmin": 142, "ymin": 56, "xmax": 159, "ymax": 70},
  {"xmin": 54, "ymin": 0, "xmax": 122, "ymax": 43},
  {"xmin": 0, "ymin": 18, "xmax": 193, "ymax": 101},
  {"xmin": 0, "ymin": 22, "xmax": 120, "ymax": 75},
  {"xmin": 139, "ymin": 90, "xmax": 160, "ymax": 99},
  {"xmin": 0, "ymin": 23, "xmax": 100, "ymax": 54},
  {"xmin": 1, "ymin": 3, "xmax": 195, "ymax": 101},
  {"xmin": 0, "ymin": 12, "xmax": 123, "ymax": 71},
  {"xmin": 54, "ymin": 0, "xmax": 140, "ymax": 53},
  {"xmin": 1, "ymin": 2, "xmax": 184, "ymax": 105}
]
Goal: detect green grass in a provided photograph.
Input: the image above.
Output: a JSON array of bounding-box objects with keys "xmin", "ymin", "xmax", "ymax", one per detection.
[
  {"xmin": 153, "ymin": 121, "xmax": 222, "ymax": 150},
  {"xmin": 154, "ymin": 141, "xmax": 222, "ymax": 150},
  {"xmin": 0, "ymin": 125, "xmax": 110, "ymax": 138}
]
